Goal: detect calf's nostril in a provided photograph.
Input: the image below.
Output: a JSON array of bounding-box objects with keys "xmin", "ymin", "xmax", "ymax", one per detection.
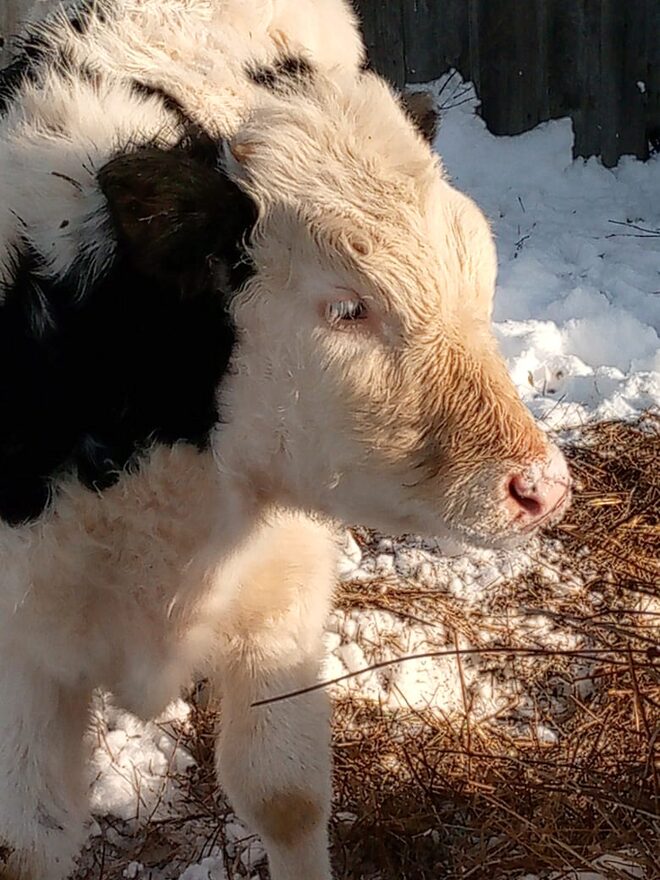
[
  {"xmin": 505, "ymin": 447, "xmax": 571, "ymax": 527},
  {"xmin": 507, "ymin": 475, "xmax": 544, "ymax": 518}
]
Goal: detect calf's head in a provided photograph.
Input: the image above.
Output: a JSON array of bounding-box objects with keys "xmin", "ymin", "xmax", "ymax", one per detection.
[{"xmin": 101, "ymin": 71, "xmax": 570, "ymax": 548}]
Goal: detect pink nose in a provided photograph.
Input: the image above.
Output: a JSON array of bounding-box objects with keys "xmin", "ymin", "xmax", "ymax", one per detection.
[{"xmin": 506, "ymin": 445, "xmax": 571, "ymax": 528}]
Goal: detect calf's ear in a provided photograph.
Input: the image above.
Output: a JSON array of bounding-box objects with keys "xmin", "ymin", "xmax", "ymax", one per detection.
[
  {"xmin": 400, "ymin": 90, "xmax": 439, "ymax": 145},
  {"xmin": 97, "ymin": 141, "xmax": 258, "ymax": 292}
]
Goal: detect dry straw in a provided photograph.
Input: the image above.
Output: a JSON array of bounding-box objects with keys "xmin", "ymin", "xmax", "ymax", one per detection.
[{"xmin": 332, "ymin": 414, "xmax": 659, "ymax": 879}]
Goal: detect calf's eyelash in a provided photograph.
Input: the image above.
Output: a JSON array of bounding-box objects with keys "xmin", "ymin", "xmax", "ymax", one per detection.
[{"xmin": 325, "ymin": 299, "xmax": 368, "ymax": 323}]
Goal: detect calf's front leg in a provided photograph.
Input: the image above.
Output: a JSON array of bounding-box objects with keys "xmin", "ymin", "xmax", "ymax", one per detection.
[
  {"xmin": 0, "ymin": 664, "xmax": 90, "ymax": 880},
  {"xmin": 214, "ymin": 513, "xmax": 337, "ymax": 880}
]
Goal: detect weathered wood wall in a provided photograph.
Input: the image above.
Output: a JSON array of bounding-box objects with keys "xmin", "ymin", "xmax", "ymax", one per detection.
[
  {"xmin": 0, "ymin": 0, "xmax": 38, "ymax": 66},
  {"xmin": 2, "ymin": 1, "xmax": 659, "ymax": 166},
  {"xmin": 356, "ymin": 0, "xmax": 660, "ymax": 167}
]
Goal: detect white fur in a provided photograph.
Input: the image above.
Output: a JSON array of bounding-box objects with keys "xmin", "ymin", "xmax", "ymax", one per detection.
[{"xmin": 0, "ymin": 446, "xmax": 338, "ymax": 880}]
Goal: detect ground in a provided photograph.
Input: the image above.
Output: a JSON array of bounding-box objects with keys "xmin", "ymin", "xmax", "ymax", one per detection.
[{"xmin": 73, "ymin": 75, "xmax": 659, "ymax": 880}]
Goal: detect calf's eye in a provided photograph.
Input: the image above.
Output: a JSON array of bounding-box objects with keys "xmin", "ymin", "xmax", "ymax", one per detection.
[{"xmin": 325, "ymin": 298, "xmax": 368, "ymax": 325}]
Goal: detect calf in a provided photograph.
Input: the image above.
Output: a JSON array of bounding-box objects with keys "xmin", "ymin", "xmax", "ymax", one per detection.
[{"xmin": 0, "ymin": 2, "xmax": 570, "ymax": 878}]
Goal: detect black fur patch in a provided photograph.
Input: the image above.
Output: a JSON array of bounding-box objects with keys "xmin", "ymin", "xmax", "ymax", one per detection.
[
  {"xmin": 130, "ymin": 81, "xmax": 194, "ymax": 127},
  {"xmin": 0, "ymin": 134, "xmax": 256, "ymax": 526},
  {"xmin": 98, "ymin": 130, "xmax": 257, "ymax": 291},
  {"xmin": 248, "ymin": 55, "xmax": 314, "ymax": 92}
]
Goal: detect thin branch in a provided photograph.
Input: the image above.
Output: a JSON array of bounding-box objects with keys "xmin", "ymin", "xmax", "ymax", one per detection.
[
  {"xmin": 608, "ymin": 219, "xmax": 660, "ymax": 236},
  {"xmin": 251, "ymin": 646, "xmax": 658, "ymax": 707}
]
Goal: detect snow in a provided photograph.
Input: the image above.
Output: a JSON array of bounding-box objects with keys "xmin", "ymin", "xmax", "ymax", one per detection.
[
  {"xmin": 433, "ymin": 77, "xmax": 660, "ymax": 430},
  {"xmin": 88, "ymin": 696, "xmax": 195, "ymax": 824},
  {"xmin": 179, "ymin": 859, "xmax": 227, "ymax": 880},
  {"xmin": 522, "ymin": 852, "xmax": 646, "ymax": 880},
  {"xmin": 79, "ymin": 73, "xmax": 659, "ymax": 879}
]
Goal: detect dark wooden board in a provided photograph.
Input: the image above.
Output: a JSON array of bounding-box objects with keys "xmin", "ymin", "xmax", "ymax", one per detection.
[{"xmin": 354, "ymin": 0, "xmax": 658, "ymax": 166}]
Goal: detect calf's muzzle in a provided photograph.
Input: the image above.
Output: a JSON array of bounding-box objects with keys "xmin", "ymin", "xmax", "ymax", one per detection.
[{"xmin": 504, "ymin": 445, "xmax": 571, "ymax": 530}]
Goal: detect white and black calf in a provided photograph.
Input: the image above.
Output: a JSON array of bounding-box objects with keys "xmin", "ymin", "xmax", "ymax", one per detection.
[{"xmin": 0, "ymin": 2, "xmax": 570, "ymax": 879}]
